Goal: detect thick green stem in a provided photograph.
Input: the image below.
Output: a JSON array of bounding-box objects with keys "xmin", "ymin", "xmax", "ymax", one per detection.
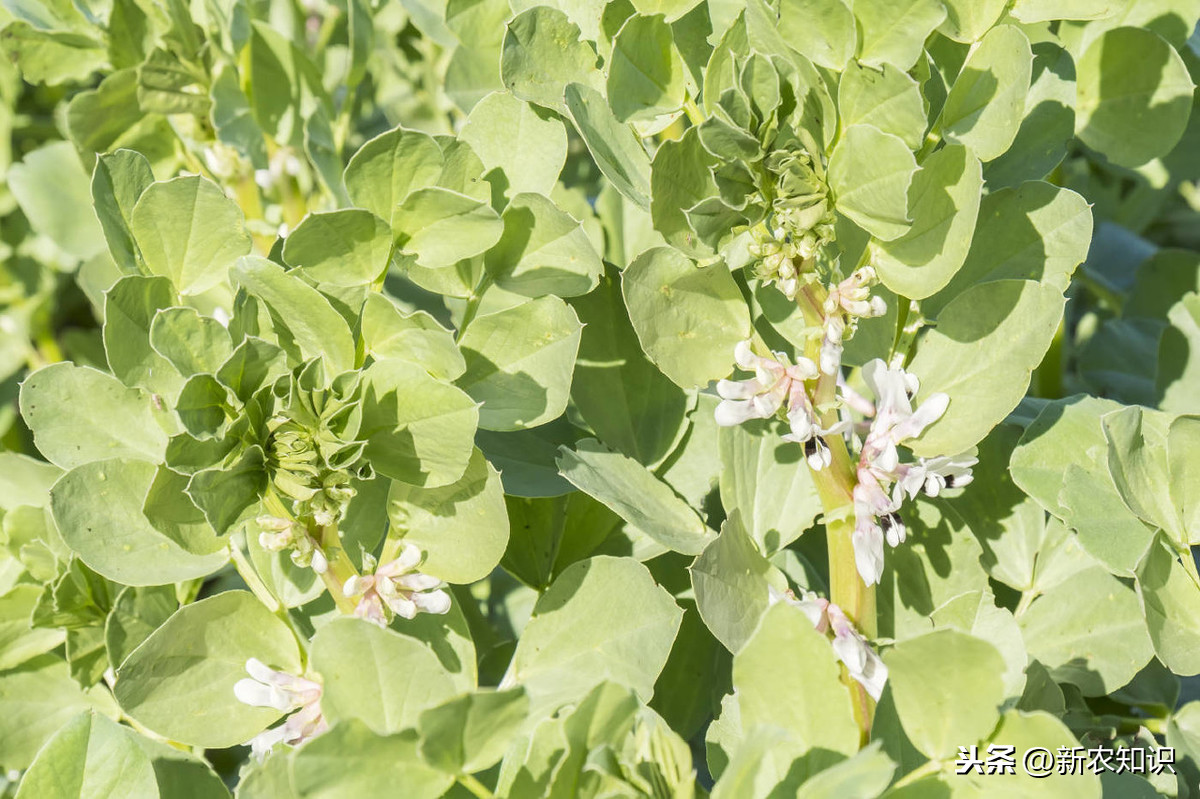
[{"xmin": 796, "ymin": 280, "xmax": 877, "ymax": 740}]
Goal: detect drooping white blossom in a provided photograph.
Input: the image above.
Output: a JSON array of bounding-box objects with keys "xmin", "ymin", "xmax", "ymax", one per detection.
[
  {"xmin": 715, "ymin": 341, "xmax": 817, "ymax": 427},
  {"xmin": 234, "ymin": 659, "xmax": 327, "ymax": 759},
  {"xmin": 769, "ymin": 586, "xmax": 888, "ymax": 700},
  {"xmin": 343, "ymin": 544, "xmax": 451, "ymax": 627},
  {"xmin": 781, "ymin": 392, "xmax": 849, "ymax": 470},
  {"xmin": 850, "ymin": 359, "xmax": 953, "ymax": 585}
]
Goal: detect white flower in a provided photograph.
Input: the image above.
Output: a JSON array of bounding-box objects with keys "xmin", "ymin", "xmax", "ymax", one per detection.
[
  {"xmin": 848, "ymin": 360, "xmax": 950, "ymax": 584},
  {"xmin": 234, "ymin": 659, "xmax": 327, "ymax": 759},
  {"xmin": 782, "ymin": 394, "xmax": 850, "ymax": 470},
  {"xmin": 827, "ymin": 604, "xmax": 888, "ymax": 701},
  {"xmin": 343, "ymin": 544, "xmax": 451, "ymax": 627},
  {"xmin": 897, "ymin": 453, "xmax": 978, "ymax": 500},
  {"xmin": 714, "ymin": 341, "xmax": 817, "ymax": 427},
  {"xmin": 256, "ymin": 516, "xmax": 328, "ymax": 574},
  {"xmin": 769, "ymin": 586, "xmax": 888, "ymax": 700}
]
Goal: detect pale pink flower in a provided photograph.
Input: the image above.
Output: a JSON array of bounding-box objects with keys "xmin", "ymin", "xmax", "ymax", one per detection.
[
  {"xmin": 715, "ymin": 341, "xmax": 818, "ymax": 427},
  {"xmin": 234, "ymin": 658, "xmax": 327, "ymax": 759},
  {"xmin": 343, "ymin": 544, "xmax": 451, "ymax": 627}
]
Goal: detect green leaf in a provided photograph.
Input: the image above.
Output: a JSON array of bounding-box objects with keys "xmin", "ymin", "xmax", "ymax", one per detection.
[
  {"xmin": 557, "ymin": 438, "xmax": 714, "ymax": 555},
  {"xmin": 0, "ymin": 22, "xmax": 107, "ymax": 86},
  {"xmin": 185, "ymin": 445, "xmax": 267, "ymax": 536},
  {"xmin": 394, "ymin": 187, "xmax": 504, "ymax": 269},
  {"xmin": 282, "ymin": 209, "xmax": 392, "ymax": 287},
  {"xmin": 359, "ymin": 359, "xmax": 479, "ymax": 487},
  {"xmin": 569, "ymin": 266, "xmax": 692, "ymax": 467},
  {"xmin": 459, "ymin": 91, "xmax": 567, "ymax": 196},
  {"xmin": 500, "ymin": 7, "xmax": 602, "ymax": 113},
  {"xmin": 1009, "ymin": 0, "xmax": 1112, "ymax": 22},
  {"xmin": 91, "ymin": 149, "xmax": 154, "ymax": 272},
  {"xmin": 872, "ymin": 144, "xmax": 983, "ymax": 299},
  {"xmin": 827, "ymin": 125, "xmax": 918, "ymax": 241},
  {"xmin": 607, "ymin": 14, "xmax": 688, "ymax": 123},
  {"xmin": 504, "ymin": 556, "xmax": 682, "ymax": 716},
  {"xmin": 1169, "ymin": 415, "xmax": 1200, "ymax": 544},
  {"xmin": 361, "ymin": 294, "xmax": 466, "ymax": 381},
  {"xmin": 563, "ymin": 82, "xmax": 653, "ymax": 211},
  {"xmin": 929, "ymin": 590, "xmax": 1028, "ymax": 699},
  {"xmin": 1075, "ymin": 26, "xmax": 1194, "ymax": 168},
  {"xmin": 853, "ymin": 0, "xmax": 946, "ymax": 71},
  {"xmin": 1102, "ymin": 407, "xmax": 1183, "ymax": 542},
  {"xmin": 51, "ymin": 459, "xmax": 226, "ymax": 585},
  {"xmin": 630, "ymin": 0, "xmax": 701, "ymax": 21},
  {"xmin": 311, "ymin": 618, "xmax": 459, "ymax": 734},
  {"xmin": 983, "ymin": 43, "xmax": 1077, "ymax": 188},
  {"xmin": 734, "ymin": 602, "xmax": 860, "ymax": 757},
  {"xmin": 0, "ymin": 656, "xmax": 118, "ymax": 770},
  {"xmin": 387, "ymin": 447, "xmax": 509, "ymax": 583},
  {"xmin": 149, "ymin": 307, "xmax": 234, "ymax": 377},
  {"xmin": 940, "ymin": 26, "xmax": 1032, "ymax": 162},
  {"xmin": 130, "ymin": 176, "xmax": 252, "ymax": 295},
  {"xmin": 476, "ymin": 419, "xmax": 583, "ymax": 498},
  {"xmin": 885, "ymin": 629, "xmax": 1004, "ymax": 758},
  {"xmin": 939, "ymin": 0, "xmax": 1008, "ymax": 42},
  {"xmin": 8, "ymin": 141, "xmax": 106, "ymax": 260},
  {"xmin": 1138, "ymin": 541, "xmax": 1200, "ymax": 676},
  {"xmin": 1011, "ymin": 397, "xmax": 1157, "ymax": 575},
  {"xmin": 777, "ymin": 0, "xmax": 855, "ymax": 71},
  {"xmin": 104, "ymin": 585, "xmax": 177, "ymax": 670},
  {"xmin": 691, "ymin": 514, "xmax": 775, "ymax": 653},
  {"xmin": 102, "ymin": 275, "xmax": 185, "ymax": 398},
  {"xmin": 456, "ymin": 296, "xmax": 582, "ymax": 431},
  {"xmin": 290, "ymin": 721, "xmax": 453, "ymax": 799},
  {"xmin": 796, "ymin": 742, "xmax": 896, "ymax": 799},
  {"xmin": 115, "ymin": 591, "xmax": 302, "ymax": 748},
  {"xmin": 14, "ymin": 711, "xmax": 159, "ymax": 799},
  {"xmin": 1019, "ymin": 566, "xmax": 1154, "ymax": 696},
  {"xmin": 0, "ymin": 586, "xmax": 65, "ymax": 670},
  {"xmin": 418, "ymin": 688, "xmax": 529, "ymax": 774},
  {"xmin": 909, "ymin": 280, "xmax": 1065, "ymax": 457},
  {"xmin": 622, "ymin": 246, "xmax": 751, "ymax": 388},
  {"xmin": 649, "ymin": 126, "xmax": 719, "ymax": 257},
  {"xmin": 343, "ymin": 126, "xmax": 444, "ymax": 228},
  {"xmin": 231, "ymin": 256, "xmax": 356, "ymax": 375},
  {"xmin": 484, "ymin": 192, "xmax": 603, "ymax": 298},
  {"xmin": 1158, "ymin": 293, "xmax": 1200, "ymax": 413},
  {"xmin": 718, "ymin": 422, "xmax": 821, "ymax": 554},
  {"xmin": 923, "ymin": 182, "xmax": 1091, "ymax": 319},
  {"xmin": 837, "ymin": 63, "xmax": 926, "ymax": 150},
  {"xmin": 20, "ymin": 363, "xmax": 169, "ymax": 469}
]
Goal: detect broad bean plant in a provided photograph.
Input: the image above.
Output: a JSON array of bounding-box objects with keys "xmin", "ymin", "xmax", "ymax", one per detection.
[{"xmin": 1, "ymin": 0, "xmax": 1200, "ymax": 796}]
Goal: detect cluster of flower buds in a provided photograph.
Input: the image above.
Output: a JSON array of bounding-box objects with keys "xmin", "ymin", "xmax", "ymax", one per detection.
[
  {"xmin": 747, "ymin": 202, "xmax": 838, "ymax": 300},
  {"xmin": 267, "ymin": 415, "xmax": 357, "ymax": 527},
  {"xmin": 770, "ymin": 586, "xmax": 887, "ymax": 700},
  {"xmin": 819, "ymin": 267, "xmax": 888, "ymax": 376},
  {"xmin": 850, "ymin": 359, "xmax": 976, "ymax": 585},
  {"xmin": 234, "ymin": 658, "xmax": 328, "ymax": 758},
  {"xmin": 343, "ymin": 544, "xmax": 452, "ymax": 627},
  {"xmin": 256, "ymin": 515, "xmax": 328, "ymax": 573}
]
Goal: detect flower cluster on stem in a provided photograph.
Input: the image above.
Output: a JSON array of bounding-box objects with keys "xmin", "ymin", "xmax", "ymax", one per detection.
[
  {"xmin": 234, "ymin": 658, "xmax": 327, "ymax": 758},
  {"xmin": 342, "ymin": 543, "xmax": 451, "ymax": 627},
  {"xmin": 770, "ymin": 586, "xmax": 887, "ymax": 700}
]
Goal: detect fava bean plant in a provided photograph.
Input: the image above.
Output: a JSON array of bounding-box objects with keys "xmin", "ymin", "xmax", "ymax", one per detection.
[{"xmin": 2, "ymin": 0, "xmax": 1200, "ymax": 796}]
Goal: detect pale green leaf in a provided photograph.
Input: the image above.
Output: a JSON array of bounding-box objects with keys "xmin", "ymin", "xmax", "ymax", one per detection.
[
  {"xmin": 557, "ymin": 438, "xmax": 714, "ymax": 555},
  {"xmin": 456, "ymin": 296, "xmax": 582, "ymax": 431},
  {"xmin": 1075, "ymin": 26, "xmax": 1194, "ymax": 168},
  {"xmin": 563, "ymin": 82, "xmax": 653, "ymax": 211},
  {"xmin": 131, "ymin": 176, "xmax": 252, "ymax": 295},
  {"xmin": 854, "ymin": 0, "xmax": 946, "ymax": 71},
  {"xmin": 343, "ymin": 126, "xmax": 444, "ymax": 228},
  {"xmin": 459, "ymin": 91, "xmax": 567, "ymax": 196},
  {"xmin": 115, "ymin": 591, "xmax": 302, "ymax": 748},
  {"xmin": 873, "ymin": 143, "xmax": 983, "ymax": 299},
  {"xmin": 14, "ymin": 711, "xmax": 159, "ymax": 799},
  {"xmin": 282, "ymin": 209, "xmax": 392, "ymax": 287},
  {"xmin": 607, "ymin": 14, "xmax": 687, "ymax": 123},
  {"xmin": 940, "ymin": 25, "xmax": 1032, "ymax": 161},
  {"xmin": 484, "ymin": 192, "xmax": 603, "ymax": 298},
  {"xmin": 827, "ymin": 125, "xmax": 918, "ymax": 241},
  {"xmin": 622, "ymin": 247, "xmax": 751, "ymax": 388}
]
